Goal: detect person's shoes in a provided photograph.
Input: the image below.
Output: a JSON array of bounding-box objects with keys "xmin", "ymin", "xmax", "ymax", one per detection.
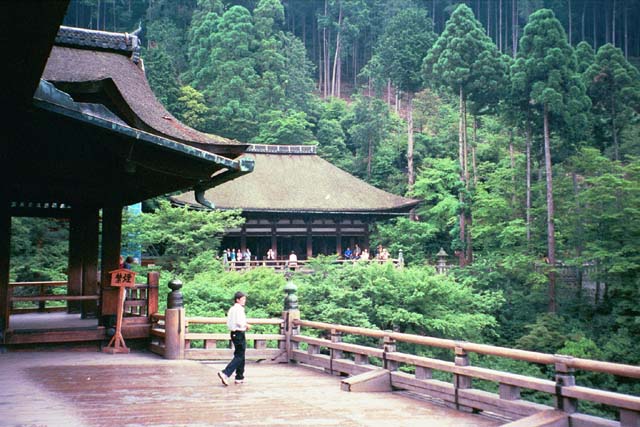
[
  {"xmin": 234, "ymin": 379, "xmax": 244, "ymax": 384},
  {"xmin": 217, "ymin": 371, "xmax": 229, "ymax": 386}
]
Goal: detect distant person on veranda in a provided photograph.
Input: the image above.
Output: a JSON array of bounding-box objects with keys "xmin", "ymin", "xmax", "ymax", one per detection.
[
  {"xmin": 123, "ymin": 256, "xmax": 134, "ymax": 269},
  {"xmin": 288, "ymin": 251, "xmax": 298, "ymax": 271},
  {"xmin": 218, "ymin": 291, "xmax": 251, "ymax": 386}
]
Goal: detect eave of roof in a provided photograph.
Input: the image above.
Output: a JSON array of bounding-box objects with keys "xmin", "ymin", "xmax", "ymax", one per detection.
[
  {"xmin": 42, "ymin": 27, "xmax": 247, "ymax": 154},
  {"xmin": 172, "ymin": 146, "xmax": 419, "ymax": 215}
]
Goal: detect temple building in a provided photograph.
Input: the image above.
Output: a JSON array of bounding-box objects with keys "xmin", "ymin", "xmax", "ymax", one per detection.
[
  {"xmin": 2, "ymin": 3, "xmax": 252, "ymax": 345},
  {"xmin": 172, "ymin": 145, "xmax": 419, "ymax": 260}
]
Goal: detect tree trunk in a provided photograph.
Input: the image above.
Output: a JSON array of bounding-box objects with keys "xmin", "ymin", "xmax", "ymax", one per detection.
[
  {"xmin": 611, "ymin": 94, "xmax": 619, "ymax": 161},
  {"xmin": 322, "ymin": 0, "xmax": 329, "ymax": 98},
  {"xmin": 512, "ymin": 0, "xmax": 518, "ymax": 57},
  {"xmin": 572, "ymin": 171, "xmax": 584, "ymax": 301},
  {"xmin": 568, "ymin": 0, "xmax": 572, "ymax": 45},
  {"xmin": 581, "ymin": 1, "xmax": 585, "ymax": 43},
  {"xmin": 499, "ymin": 0, "xmax": 503, "ymax": 51},
  {"xmin": 624, "ymin": 0, "xmax": 628, "ymax": 58},
  {"xmin": 612, "ymin": 0, "xmax": 616, "ymax": 47},
  {"xmin": 331, "ymin": 4, "xmax": 343, "ymax": 98},
  {"xmin": 472, "ymin": 118, "xmax": 478, "ymax": 187},
  {"xmin": 509, "ymin": 130, "xmax": 516, "ymax": 208},
  {"xmin": 387, "ymin": 79, "xmax": 391, "ymax": 106},
  {"xmin": 543, "ymin": 105, "xmax": 557, "ymax": 313},
  {"xmin": 407, "ymin": 93, "xmax": 415, "ymax": 187},
  {"xmin": 458, "ymin": 86, "xmax": 466, "ymax": 267},
  {"xmin": 526, "ymin": 120, "xmax": 532, "ymax": 243}
]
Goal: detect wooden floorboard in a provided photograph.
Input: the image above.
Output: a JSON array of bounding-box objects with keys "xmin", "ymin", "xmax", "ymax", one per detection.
[{"xmin": 0, "ymin": 351, "xmax": 503, "ymax": 426}]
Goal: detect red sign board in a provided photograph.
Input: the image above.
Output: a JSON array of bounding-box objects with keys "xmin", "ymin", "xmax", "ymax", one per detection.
[{"xmin": 109, "ymin": 268, "xmax": 137, "ymax": 288}]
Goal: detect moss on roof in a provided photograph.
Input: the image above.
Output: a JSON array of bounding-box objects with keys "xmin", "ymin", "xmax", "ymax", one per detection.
[
  {"xmin": 172, "ymin": 150, "xmax": 419, "ymax": 214},
  {"xmin": 42, "ymin": 44, "xmax": 240, "ymax": 148}
]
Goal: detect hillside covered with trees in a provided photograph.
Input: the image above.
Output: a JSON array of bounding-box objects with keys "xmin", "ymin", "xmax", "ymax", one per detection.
[{"xmin": 11, "ymin": 0, "xmax": 639, "ymax": 410}]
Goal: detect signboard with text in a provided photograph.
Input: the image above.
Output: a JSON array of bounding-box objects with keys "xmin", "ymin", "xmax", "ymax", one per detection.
[{"xmin": 109, "ymin": 268, "xmax": 137, "ymax": 288}]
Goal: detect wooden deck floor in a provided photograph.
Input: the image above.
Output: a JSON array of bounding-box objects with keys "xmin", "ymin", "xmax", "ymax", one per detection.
[{"xmin": 0, "ymin": 351, "xmax": 504, "ymax": 427}]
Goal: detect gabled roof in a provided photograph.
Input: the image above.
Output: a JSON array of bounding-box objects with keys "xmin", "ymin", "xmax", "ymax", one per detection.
[
  {"xmin": 42, "ymin": 26, "xmax": 246, "ymax": 157},
  {"xmin": 172, "ymin": 145, "xmax": 419, "ymax": 215},
  {"xmin": 2, "ymin": 11, "xmax": 253, "ymax": 209}
]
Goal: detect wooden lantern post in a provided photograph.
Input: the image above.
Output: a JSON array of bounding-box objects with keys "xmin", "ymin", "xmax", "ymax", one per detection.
[{"xmin": 103, "ymin": 268, "xmax": 137, "ymax": 354}]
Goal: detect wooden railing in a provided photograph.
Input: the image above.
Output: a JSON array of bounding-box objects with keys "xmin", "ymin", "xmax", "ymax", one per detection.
[
  {"xmin": 225, "ymin": 258, "xmax": 400, "ymax": 272},
  {"xmin": 9, "ymin": 281, "xmax": 99, "ymax": 313},
  {"xmin": 150, "ymin": 313, "xmax": 287, "ymax": 362},
  {"xmin": 291, "ymin": 319, "xmax": 640, "ymax": 427}
]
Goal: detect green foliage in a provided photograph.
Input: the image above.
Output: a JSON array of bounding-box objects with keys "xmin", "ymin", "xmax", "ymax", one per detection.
[
  {"xmin": 373, "ymin": 7, "xmax": 435, "ymax": 93},
  {"xmin": 297, "ymin": 261, "xmax": 503, "ymax": 343},
  {"xmin": 122, "ymin": 200, "xmax": 244, "ymax": 268},
  {"xmin": 511, "ymin": 8, "xmax": 591, "ymax": 152},
  {"xmin": 173, "ymin": 85, "xmax": 209, "ymax": 130},
  {"xmin": 10, "ymin": 218, "xmax": 69, "ymax": 281},
  {"xmin": 424, "ymin": 3, "xmax": 507, "ymax": 110},
  {"xmin": 584, "ymin": 43, "xmax": 640, "ymax": 160},
  {"xmin": 143, "ymin": 46, "xmax": 181, "ymax": 112},
  {"xmin": 253, "ymin": 110, "xmax": 316, "ymax": 145}
]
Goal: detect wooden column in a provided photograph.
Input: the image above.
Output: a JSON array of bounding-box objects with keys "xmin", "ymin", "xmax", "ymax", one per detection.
[
  {"xmin": 0, "ymin": 199, "xmax": 10, "ymax": 335},
  {"xmin": 271, "ymin": 220, "xmax": 277, "ymax": 257},
  {"xmin": 100, "ymin": 205, "xmax": 122, "ymax": 320},
  {"xmin": 306, "ymin": 220, "xmax": 313, "ymax": 259},
  {"xmin": 240, "ymin": 225, "xmax": 247, "ymax": 252},
  {"xmin": 67, "ymin": 207, "xmax": 84, "ymax": 314},
  {"xmin": 82, "ymin": 206, "xmax": 100, "ymax": 318},
  {"xmin": 363, "ymin": 222, "xmax": 370, "ymax": 250},
  {"xmin": 336, "ymin": 219, "xmax": 342, "ymax": 256}
]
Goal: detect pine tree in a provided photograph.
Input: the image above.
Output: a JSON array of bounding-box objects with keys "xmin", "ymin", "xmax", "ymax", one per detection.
[
  {"xmin": 371, "ymin": 7, "xmax": 435, "ymax": 192},
  {"xmin": 424, "ymin": 3, "xmax": 507, "ymax": 266},
  {"xmin": 510, "ymin": 8, "xmax": 591, "ymax": 312},
  {"xmin": 584, "ymin": 43, "xmax": 640, "ymax": 160}
]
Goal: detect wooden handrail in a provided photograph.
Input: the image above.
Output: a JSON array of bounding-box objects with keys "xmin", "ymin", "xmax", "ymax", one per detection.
[
  {"xmin": 11, "ymin": 295, "xmax": 99, "ymax": 302},
  {"xmin": 294, "ymin": 319, "xmax": 640, "ymax": 379},
  {"xmin": 186, "ymin": 317, "xmax": 283, "ymax": 325},
  {"xmin": 9, "ymin": 281, "xmax": 67, "ymax": 287}
]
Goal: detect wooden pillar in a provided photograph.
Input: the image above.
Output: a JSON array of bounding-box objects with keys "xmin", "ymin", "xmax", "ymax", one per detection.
[
  {"xmin": 100, "ymin": 205, "xmax": 122, "ymax": 320},
  {"xmin": 67, "ymin": 208, "xmax": 84, "ymax": 314},
  {"xmin": 82, "ymin": 206, "xmax": 99, "ymax": 318},
  {"xmin": 363, "ymin": 222, "xmax": 370, "ymax": 250},
  {"xmin": 306, "ymin": 220, "xmax": 313, "ymax": 259},
  {"xmin": 271, "ymin": 220, "xmax": 277, "ymax": 258},
  {"xmin": 336, "ymin": 220, "xmax": 342, "ymax": 256},
  {"xmin": 240, "ymin": 225, "xmax": 247, "ymax": 252},
  {"xmin": 0, "ymin": 199, "xmax": 10, "ymax": 336},
  {"xmin": 554, "ymin": 355, "xmax": 578, "ymax": 414}
]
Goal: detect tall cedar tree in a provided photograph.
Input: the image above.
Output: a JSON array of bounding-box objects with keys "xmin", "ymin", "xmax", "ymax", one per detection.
[
  {"xmin": 511, "ymin": 9, "xmax": 591, "ymax": 312},
  {"xmin": 371, "ymin": 7, "xmax": 435, "ymax": 192},
  {"xmin": 423, "ymin": 3, "xmax": 507, "ymax": 266},
  {"xmin": 584, "ymin": 43, "xmax": 640, "ymax": 161}
]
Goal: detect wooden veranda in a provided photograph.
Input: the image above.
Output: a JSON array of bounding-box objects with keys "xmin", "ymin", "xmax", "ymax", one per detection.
[{"xmin": 0, "ymin": 352, "xmax": 502, "ymax": 427}]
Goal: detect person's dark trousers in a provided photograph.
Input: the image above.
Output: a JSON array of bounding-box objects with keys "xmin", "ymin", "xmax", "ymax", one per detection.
[{"xmin": 223, "ymin": 331, "xmax": 246, "ymax": 380}]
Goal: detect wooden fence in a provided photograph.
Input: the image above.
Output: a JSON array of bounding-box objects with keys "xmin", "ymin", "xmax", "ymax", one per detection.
[{"xmin": 150, "ymin": 290, "xmax": 640, "ymax": 427}]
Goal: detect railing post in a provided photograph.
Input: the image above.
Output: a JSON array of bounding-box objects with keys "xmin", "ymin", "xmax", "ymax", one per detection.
[
  {"xmin": 283, "ymin": 276, "xmax": 300, "ymax": 362},
  {"xmin": 554, "ymin": 355, "xmax": 577, "ymax": 414},
  {"xmin": 620, "ymin": 409, "xmax": 640, "ymax": 427},
  {"xmin": 454, "ymin": 343, "xmax": 472, "ymax": 389},
  {"xmin": 383, "ymin": 333, "xmax": 398, "ymax": 371},
  {"xmin": 147, "ymin": 271, "xmax": 159, "ymax": 316},
  {"xmin": 164, "ymin": 279, "xmax": 185, "ymax": 360}
]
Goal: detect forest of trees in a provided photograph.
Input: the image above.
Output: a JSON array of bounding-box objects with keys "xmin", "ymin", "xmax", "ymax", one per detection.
[{"xmin": 10, "ymin": 0, "xmax": 638, "ymax": 411}]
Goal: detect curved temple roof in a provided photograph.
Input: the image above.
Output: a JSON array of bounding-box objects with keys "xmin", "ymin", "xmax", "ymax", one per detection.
[
  {"xmin": 172, "ymin": 145, "xmax": 419, "ymax": 215},
  {"xmin": 42, "ymin": 26, "xmax": 244, "ymax": 154}
]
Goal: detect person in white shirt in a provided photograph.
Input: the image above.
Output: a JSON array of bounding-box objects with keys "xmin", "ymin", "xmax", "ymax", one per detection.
[
  {"xmin": 218, "ymin": 291, "xmax": 251, "ymax": 386},
  {"xmin": 288, "ymin": 251, "xmax": 298, "ymax": 271}
]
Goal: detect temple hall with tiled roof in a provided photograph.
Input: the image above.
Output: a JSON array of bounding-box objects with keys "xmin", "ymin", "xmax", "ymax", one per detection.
[{"xmin": 172, "ymin": 145, "xmax": 419, "ymax": 259}]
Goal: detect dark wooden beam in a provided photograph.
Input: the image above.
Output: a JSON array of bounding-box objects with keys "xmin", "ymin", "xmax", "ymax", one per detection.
[
  {"xmin": 0, "ymin": 199, "xmax": 10, "ymax": 339},
  {"xmin": 100, "ymin": 205, "xmax": 122, "ymax": 319}
]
